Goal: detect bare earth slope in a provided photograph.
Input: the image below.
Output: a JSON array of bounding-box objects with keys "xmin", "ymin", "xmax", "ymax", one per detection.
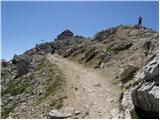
[{"xmin": 47, "ymin": 54, "xmax": 121, "ymax": 118}]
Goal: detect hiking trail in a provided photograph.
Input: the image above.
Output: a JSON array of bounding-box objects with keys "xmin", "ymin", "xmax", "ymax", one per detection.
[{"xmin": 47, "ymin": 54, "xmax": 121, "ymax": 118}]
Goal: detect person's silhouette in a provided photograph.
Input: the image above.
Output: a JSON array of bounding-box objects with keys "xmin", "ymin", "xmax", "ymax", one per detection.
[{"xmin": 138, "ymin": 16, "xmax": 142, "ymax": 28}]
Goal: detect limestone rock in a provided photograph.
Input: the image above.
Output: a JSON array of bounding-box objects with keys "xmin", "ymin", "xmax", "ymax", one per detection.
[
  {"xmin": 132, "ymin": 82, "xmax": 159, "ymax": 112},
  {"xmin": 139, "ymin": 51, "xmax": 159, "ymax": 82},
  {"xmin": 131, "ymin": 51, "xmax": 159, "ymax": 113},
  {"xmin": 48, "ymin": 109, "xmax": 72, "ymax": 119}
]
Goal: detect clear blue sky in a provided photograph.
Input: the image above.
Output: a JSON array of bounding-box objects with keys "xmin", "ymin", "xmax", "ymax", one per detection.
[{"xmin": 1, "ymin": 1, "xmax": 159, "ymax": 60}]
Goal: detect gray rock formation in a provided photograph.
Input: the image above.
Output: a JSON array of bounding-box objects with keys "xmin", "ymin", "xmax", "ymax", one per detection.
[
  {"xmin": 100, "ymin": 49, "xmax": 111, "ymax": 63},
  {"xmin": 63, "ymin": 47, "xmax": 78, "ymax": 58},
  {"xmin": 57, "ymin": 29, "xmax": 74, "ymax": 40},
  {"xmin": 94, "ymin": 27, "xmax": 117, "ymax": 41},
  {"xmin": 1, "ymin": 59, "xmax": 8, "ymax": 67},
  {"xmin": 119, "ymin": 27, "xmax": 159, "ymax": 119},
  {"xmin": 131, "ymin": 51, "xmax": 159, "ymax": 113},
  {"xmin": 111, "ymin": 41, "xmax": 132, "ymax": 51},
  {"xmin": 119, "ymin": 64, "xmax": 138, "ymax": 84},
  {"xmin": 11, "ymin": 55, "xmax": 31, "ymax": 77}
]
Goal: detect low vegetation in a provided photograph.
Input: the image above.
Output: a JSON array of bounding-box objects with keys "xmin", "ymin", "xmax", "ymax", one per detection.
[
  {"xmin": 1, "ymin": 56, "xmax": 64, "ymax": 118},
  {"xmin": 1, "ymin": 103, "xmax": 17, "ymax": 119}
]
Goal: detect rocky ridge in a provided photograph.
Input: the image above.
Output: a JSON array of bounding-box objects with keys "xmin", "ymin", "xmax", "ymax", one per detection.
[{"xmin": 1, "ymin": 25, "xmax": 159, "ymax": 118}]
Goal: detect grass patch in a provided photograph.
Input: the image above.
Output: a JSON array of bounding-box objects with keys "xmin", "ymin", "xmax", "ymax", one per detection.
[
  {"xmin": 44, "ymin": 62, "xmax": 63, "ymax": 97},
  {"xmin": 1, "ymin": 78, "xmax": 29, "ymax": 96},
  {"xmin": 106, "ymin": 43, "xmax": 113, "ymax": 52},
  {"xmin": 45, "ymin": 78, "xmax": 62, "ymax": 97},
  {"xmin": 1, "ymin": 103, "xmax": 17, "ymax": 119},
  {"xmin": 34, "ymin": 58, "xmax": 45, "ymax": 72},
  {"xmin": 35, "ymin": 59, "xmax": 64, "ymax": 104},
  {"xmin": 50, "ymin": 100, "xmax": 63, "ymax": 109},
  {"xmin": 55, "ymin": 101, "xmax": 63, "ymax": 109}
]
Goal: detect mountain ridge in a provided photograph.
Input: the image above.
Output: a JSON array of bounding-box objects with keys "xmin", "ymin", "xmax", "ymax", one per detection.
[{"xmin": 1, "ymin": 24, "xmax": 159, "ymax": 119}]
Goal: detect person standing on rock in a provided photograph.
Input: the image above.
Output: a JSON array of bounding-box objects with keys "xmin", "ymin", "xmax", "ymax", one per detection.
[{"xmin": 138, "ymin": 16, "xmax": 142, "ymax": 28}]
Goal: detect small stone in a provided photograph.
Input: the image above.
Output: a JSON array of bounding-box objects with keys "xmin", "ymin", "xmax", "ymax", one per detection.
[
  {"xmin": 48, "ymin": 109, "xmax": 72, "ymax": 119},
  {"xmin": 75, "ymin": 87, "xmax": 78, "ymax": 90},
  {"xmin": 98, "ymin": 112, "xmax": 102, "ymax": 116},
  {"xmin": 94, "ymin": 84, "xmax": 101, "ymax": 87},
  {"xmin": 74, "ymin": 110, "xmax": 80, "ymax": 115},
  {"xmin": 85, "ymin": 111, "xmax": 89, "ymax": 115},
  {"xmin": 109, "ymin": 98, "xmax": 114, "ymax": 103}
]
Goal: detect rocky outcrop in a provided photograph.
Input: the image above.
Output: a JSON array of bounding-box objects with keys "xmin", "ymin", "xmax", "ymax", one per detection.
[
  {"xmin": 12, "ymin": 55, "xmax": 31, "ymax": 77},
  {"xmin": 111, "ymin": 41, "xmax": 132, "ymax": 51},
  {"xmin": 80, "ymin": 46, "xmax": 96, "ymax": 61},
  {"xmin": 118, "ymin": 26, "xmax": 159, "ymax": 118},
  {"xmin": 119, "ymin": 64, "xmax": 138, "ymax": 84},
  {"xmin": 94, "ymin": 27, "xmax": 117, "ymax": 41},
  {"xmin": 100, "ymin": 49, "xmax": 111, "ymax": 63},
  {"xmin": 119, "ymin": 50, "xmax": 159, "ymax": 118},
  {"xmin": 63, "ymin": 47, "xmax": 77, "ymax": 58},
  {"xmin": 1, "ymin": 59, "xmax": 9, "ymax": 67},
  {"xmin": 57, "ymin": 29, "xmax": 74, "ymax": 40},
  {"xmin": 131, "ymin": 51, "xmax": 159, "ymax": 113}
]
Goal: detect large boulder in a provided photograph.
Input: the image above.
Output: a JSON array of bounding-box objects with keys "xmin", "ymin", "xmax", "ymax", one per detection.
[
  {"xmin": 131, "ymin": 51, "xmax": 159, "ymax": 113},
  {"xmin": 132, "ymin": 82, "xmax": 159, "ymax": 112},
  {"xmin": 16, "ymin": 59, "xmax": 29, "ymax": 77},
  {"xmin": 12, "ymin": 55, "xmax": 31, "ymax": 77},
  {"xmin": 119, "ymin": 42, "xmax": 158, "ymax": 119},
  {"xmin": 138, "ymin": 52, "xmax": 159, "ymax": 82}
]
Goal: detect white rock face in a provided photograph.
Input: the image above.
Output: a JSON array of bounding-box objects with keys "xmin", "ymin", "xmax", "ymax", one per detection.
[
  {"xmin": 131, "ymin": 51, "xmax": 159, "ymax": 112},
  {"xmin": 139, "ymin": 51, "xmax": 159, "ymax": 81},
  {"xmin": 119, "ymin": 88, "xmax": 134, "ymax": 119},
  {"xmin": 119, "ymin": 47, "xmax": 159, "ymax": 118}
]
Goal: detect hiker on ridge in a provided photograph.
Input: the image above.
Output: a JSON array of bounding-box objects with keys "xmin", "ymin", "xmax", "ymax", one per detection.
[{"xmin": 138, "ymin": 16, "xmax": 142, "ymax": 28}]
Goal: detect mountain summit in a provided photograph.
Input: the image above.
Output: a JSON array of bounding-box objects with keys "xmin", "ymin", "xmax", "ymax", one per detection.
[{"xmin": 56, "ymin": 29, "xmax": 74, "ymax": 40}]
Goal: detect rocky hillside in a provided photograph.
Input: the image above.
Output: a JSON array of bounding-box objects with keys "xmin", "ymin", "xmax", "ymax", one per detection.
[{"xmin": 1, "ymin": 25, "xmax": 159, "ymax": 119}]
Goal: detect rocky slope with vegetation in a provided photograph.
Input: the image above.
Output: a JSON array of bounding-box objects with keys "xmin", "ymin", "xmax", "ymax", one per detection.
[{"xmin": 1, "ymin": 25, "xmax": 159, "ymax": 119}]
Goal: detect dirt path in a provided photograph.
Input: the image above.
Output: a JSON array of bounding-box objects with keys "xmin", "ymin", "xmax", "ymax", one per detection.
[{"xmin": 47, "ymin": 54, "xmax": 121, "ymax": 118}]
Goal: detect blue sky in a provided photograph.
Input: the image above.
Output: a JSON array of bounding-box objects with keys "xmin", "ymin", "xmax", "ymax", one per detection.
[{"xmin": 1, "ymin": 1, "xmax": 159, "ymax": 60}]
